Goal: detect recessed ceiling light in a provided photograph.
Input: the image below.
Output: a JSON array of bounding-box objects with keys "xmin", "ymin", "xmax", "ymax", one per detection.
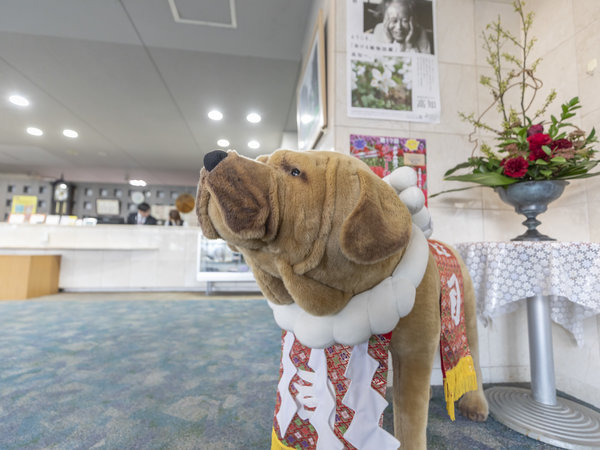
[
  {"xmin": 9, "ymin": 95, "xmax": 30, "ymax": 107},
  {"xmin": 129, "ymin": 179, "xmax": 147, "ymax": 187},
  {"xmin": 63, "ymin": 129, "xmax": 79, "ymax": 138},
  {"xmin": 246, "ymin": 112, "xmax": 261, "ymax": 123},
  {"xmin": 26, "ymin": 127, "xmax": 43, "ymax": 136},
  {"xmin": 300, "ymin": 114, "xmax": 313, "ymax": 125},
  {"xmin": 248, "ymin": 140, "xmax": 260, "ymax": 149},
  {"xmin": 208, "ymin": 110, "xmax": 223, "ymax": 121},
  {"xmin": 217, "ymin": 139, "xmax": 230, "ymax": 147}
]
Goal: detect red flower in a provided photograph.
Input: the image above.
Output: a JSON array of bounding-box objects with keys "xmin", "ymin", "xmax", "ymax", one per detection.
[
  {"xmin": 369, "ymin": 165, "xmax": 385, "ymax": 178},
  {"xmin": 551, "ymin": 138, "xmax": 573, "ymax": 150},
  {"xmin": 527, "ymin": 133, "xmax": 552, "ymax": 161},
  {"xmin": 527, "ymin": 123, "xmax": 544, "ymax": 136},
  {"xmin": 528, "ymin": 146, "xmax": 549, "ymax": 161},
  {"xmin": 527, "ymin": 133, "xmax": 551, "ymax": 149},
  {"xmin": 552, "ymin": 139, "xmax": 576, "ymax": 159},
  {"xmin": 382, "ymin": 145, "xmax": 393, "ymax": 161},
  {"xmin": 502, "ymin": 156, "xmax": 529, "ymax": 178}
]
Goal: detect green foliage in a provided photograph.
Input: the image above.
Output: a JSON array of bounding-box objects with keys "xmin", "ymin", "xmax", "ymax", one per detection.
[{"xmin": 441, "ymin": 0, "xmax": 599, "ymax": 192}]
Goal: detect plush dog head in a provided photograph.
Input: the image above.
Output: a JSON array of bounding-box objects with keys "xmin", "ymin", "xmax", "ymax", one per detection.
[{"xmin": 197, "ymin": 149, "xmax": 413, "ymax": 315}]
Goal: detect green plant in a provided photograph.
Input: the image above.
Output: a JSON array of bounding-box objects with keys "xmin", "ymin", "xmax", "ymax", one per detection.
[{"xmin": 435, "ymin": 0, "xmax": 598, "ymax": 196}]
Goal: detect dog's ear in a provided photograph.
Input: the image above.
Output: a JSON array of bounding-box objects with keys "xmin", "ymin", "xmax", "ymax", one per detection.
[
  {"xmin": 196, "ymin": 169, "xmax": 220, "ymax": 239},
  {"xmin": 340, "ymin": 169, "xmax": 411, "ymax": 264},
  {"xmin": 256, "ymin": 154, "xmax": 269, "ymax": 163}
]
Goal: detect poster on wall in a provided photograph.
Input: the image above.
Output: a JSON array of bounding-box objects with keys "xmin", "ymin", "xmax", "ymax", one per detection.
[
  {"xmin": 10, "ymin": 195, "xmax": 37, "ymax": 221},
  {"xmin": 95, "ymin": 199, "xmax": 121, "ymax": 216},
  {"xmin": 347, "ymin": 0, "xmax": 440, "ymax": 122},
  {"xmin": 350, "ymin": 134, "xmax": 428, "ymax": 200}
]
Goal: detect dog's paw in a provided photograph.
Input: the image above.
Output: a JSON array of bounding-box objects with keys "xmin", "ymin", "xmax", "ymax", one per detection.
[{"xmin": 458, "ymin": 390, "xmax": 489, "ymax": 422}]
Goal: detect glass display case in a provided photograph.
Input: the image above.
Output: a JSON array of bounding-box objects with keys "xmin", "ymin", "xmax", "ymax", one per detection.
[{"xmin": 196, "ymin": 233, "xmax": 257, "ymax": 293}]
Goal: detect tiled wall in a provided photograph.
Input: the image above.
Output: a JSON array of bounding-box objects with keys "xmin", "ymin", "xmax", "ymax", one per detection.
[
  {"xmin": 318, "ymin": 0, "xmax": 600, "ymax": 405},
  {"xmin": 72, "ymin": 182, "xmax": 196, "ymax": 221},
  {"xmin": 0, "ymin": 175, "xmax": 196, "ymax": 223},
  {"xmin": 0, "ymin": 177, "xmax": 54, "ymax": 219}
]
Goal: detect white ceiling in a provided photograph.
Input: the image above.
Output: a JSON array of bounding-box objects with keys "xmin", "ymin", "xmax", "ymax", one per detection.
[{"xmin": 0, "ymin": 0, "xmax": 314, "ymax": 186}]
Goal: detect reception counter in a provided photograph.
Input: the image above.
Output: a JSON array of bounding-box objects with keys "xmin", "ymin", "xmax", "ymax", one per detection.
[{"xmin": 0, "ymin": 223, "xmax": 258, "ymax": 292}]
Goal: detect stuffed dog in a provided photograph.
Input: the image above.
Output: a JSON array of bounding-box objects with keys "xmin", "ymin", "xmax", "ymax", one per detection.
[{"xmin": 197, "ymin": 149, "xmax": 488, "ymax": 449}]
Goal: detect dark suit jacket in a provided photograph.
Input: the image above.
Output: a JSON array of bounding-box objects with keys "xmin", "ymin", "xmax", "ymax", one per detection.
[{"xmin": 127, "ymin": 212, "xmax": 158, "ymax": 225}]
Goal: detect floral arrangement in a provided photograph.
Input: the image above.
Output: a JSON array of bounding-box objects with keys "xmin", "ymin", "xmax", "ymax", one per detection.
[
  {"xmin": 440, "ymin": 0, "xmax": 598, "ymax": 193},
  {"xmin": 351, "ymin": 56, "xmax": 412, "ymax": 111}
]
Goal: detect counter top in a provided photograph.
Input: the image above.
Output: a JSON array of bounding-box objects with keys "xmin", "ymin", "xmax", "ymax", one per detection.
[{"xmin": 0, "ymin": 223, "xmax": 198, "ymax": 250}]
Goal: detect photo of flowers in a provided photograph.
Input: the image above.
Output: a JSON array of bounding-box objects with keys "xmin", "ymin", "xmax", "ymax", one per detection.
[
  {"xmin": 351, "ymin": 56, "xmax": 412, "ymax": 111},
  {"xmin": 350, "ymin": 134, "xmax": 427, "ymax": 201}
]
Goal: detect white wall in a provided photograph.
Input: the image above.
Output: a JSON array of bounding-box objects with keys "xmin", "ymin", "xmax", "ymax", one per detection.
[
  {"xmin": 279, "ymin": 131, "xmax": 299, "ymax": 150},
  {"xmin": 317, "ymin": 0, "xmax": 600, "ymax": 406},
  {"xmin": 524, "ymin": 0, "xmax": 600, "ymax": 407}
]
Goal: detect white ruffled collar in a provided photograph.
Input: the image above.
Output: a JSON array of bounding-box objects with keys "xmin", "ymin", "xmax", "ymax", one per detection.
[{"xmin": 267, "ymin": 224, "xmax": 429, "ymax": 348}]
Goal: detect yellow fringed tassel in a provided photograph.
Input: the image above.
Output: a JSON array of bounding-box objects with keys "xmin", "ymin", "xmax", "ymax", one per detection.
[
  {"xmin": 271, "ymin": 428, "xmax": 297, "ymax": 450},
  {"xmin": 443, "ymin": 355, "xmax": 478, "ymax": 421}
]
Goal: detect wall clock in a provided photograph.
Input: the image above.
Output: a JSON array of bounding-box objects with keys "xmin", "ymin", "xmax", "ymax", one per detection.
[
  {"xmin": 53, "ymin": 183, "xmax": 69, "ymax": 202},
  {"xmin": 51, "ymin": 177, "xmax": 74, "ymax": 215},
  {"xmin": 130, "ymin": 191, "xmax": 145, "ymax": 204}
]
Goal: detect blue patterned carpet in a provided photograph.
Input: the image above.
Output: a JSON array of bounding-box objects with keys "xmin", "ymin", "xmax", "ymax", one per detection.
[{"xmin": 0, "ymin": 298, "xmax": 562, "ymax": 449}]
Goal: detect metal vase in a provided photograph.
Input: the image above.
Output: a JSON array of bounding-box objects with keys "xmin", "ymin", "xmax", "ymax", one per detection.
[{"xmin": 494, "ymin": 180, "xmax": 568, "ymax": 241}]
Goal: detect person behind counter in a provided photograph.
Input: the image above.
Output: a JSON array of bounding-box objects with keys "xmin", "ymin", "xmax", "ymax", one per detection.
[
  {"xmin": 164, "ymin": 209, "xmax": 186, "ymax": 227},
  {"xmin": 127, "ymin": 202, "xmax": 157, "ymax": 225}
]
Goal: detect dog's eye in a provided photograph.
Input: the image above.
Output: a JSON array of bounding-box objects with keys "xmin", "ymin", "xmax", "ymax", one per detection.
[{"xmin": 290, "ymin": 168, "xmax": 301, "ymax": 177}]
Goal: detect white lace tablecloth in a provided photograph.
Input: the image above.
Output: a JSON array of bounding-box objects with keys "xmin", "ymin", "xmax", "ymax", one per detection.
[{"xmin": 455, "ymin": 241, "xmax": 600, "ymax": 346}]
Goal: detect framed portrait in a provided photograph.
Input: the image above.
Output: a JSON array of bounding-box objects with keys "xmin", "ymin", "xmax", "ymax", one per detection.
[{"xmin": 297, "ymin": 10, "xmax": 327, "ymax": 151}]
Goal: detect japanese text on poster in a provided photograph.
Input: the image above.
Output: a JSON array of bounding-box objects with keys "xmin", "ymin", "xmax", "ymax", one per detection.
[{"xmin": 347, "ymin": 0, "xmax": 440, "ymax": 122}]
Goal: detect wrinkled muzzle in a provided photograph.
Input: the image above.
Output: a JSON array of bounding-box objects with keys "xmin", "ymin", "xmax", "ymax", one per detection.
[{"xmin": 196, "ymin": 151, "xmax": 279, "ymax": 244}]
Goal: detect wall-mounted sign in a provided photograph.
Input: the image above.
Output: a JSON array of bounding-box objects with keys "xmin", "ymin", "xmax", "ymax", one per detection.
[{"xmin": 347, "ymin": 0, "xmax": 440, "ymax": 123}]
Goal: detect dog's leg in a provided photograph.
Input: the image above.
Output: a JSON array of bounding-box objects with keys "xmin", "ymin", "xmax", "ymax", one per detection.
[
  {"xmin": 389, "ymin": 254, "xmax": 440, "ymax": 450},
  {"xmin": 455, "ymin": 254, "xmax": 489, "ymax": 422}
]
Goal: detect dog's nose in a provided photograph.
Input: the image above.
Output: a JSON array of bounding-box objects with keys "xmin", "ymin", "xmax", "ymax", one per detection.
[{"xmin": 204, "ymin": 150, "xmax": 228, "ymax": 172}]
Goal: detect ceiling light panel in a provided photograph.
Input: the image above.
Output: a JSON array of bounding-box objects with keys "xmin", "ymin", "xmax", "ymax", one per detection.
[
  {"xmin": 9, "ymin": 95, "xmax": 30, "ymax": 107},
  {"xmin": 63, "ymin": 129, "xmax": 79, "ymax": 138},
  {"xmin": 26, "ymin": 127, "xmax": 43, "ymax": 136},
  {"xmin": 208, "ymin": 110, "xmax": 223, "ymax": 121},
  {"xmin": 168, "ymin": 0, "xmax": 237, "ymax": 28},
  {"xmin": 246, "ymin": 112, "xmax": 261, "ymax": 123}
]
